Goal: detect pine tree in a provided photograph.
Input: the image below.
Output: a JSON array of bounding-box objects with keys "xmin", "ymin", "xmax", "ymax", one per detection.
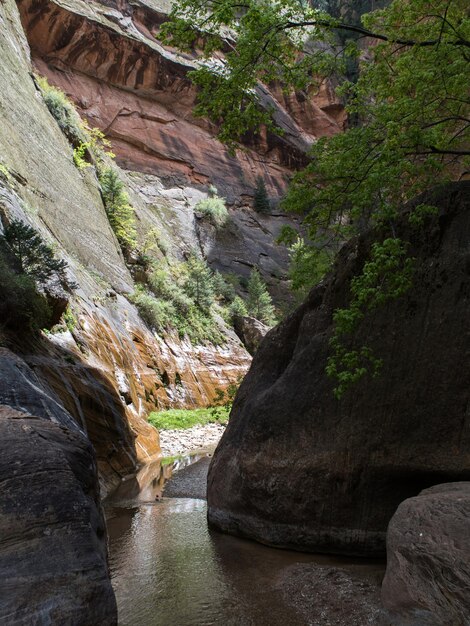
[
  {"xmin": 246, "ymin": 269, "xmax": 275, "ymax": 325},
  {"xmin": 98, "ymin": 168, "xmax": 137, "ymax": 251},
  {"xmin": 253, "ymin": 177, "xmax": 270, "ymax": 213},
  {"xmin": 0, "ymin": 219, "xmax": 69, "ymax": 286},
  {"xmin": 183, "ymin": 257, "xmax": 215, "ymax": 312}
]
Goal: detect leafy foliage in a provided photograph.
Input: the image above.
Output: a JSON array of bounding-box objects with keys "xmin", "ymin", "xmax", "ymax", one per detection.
[
  {"xmin": 132, "ymin": 259, "xmax": 225, "ymax": 345},
  {"xmin": 247, "ymin": 269, "xmax": 275, "ymax": 325},
  {"xmin": 36, "ymin": 75, "xmax": 83, "ymax": 144},
  {"xmin": 148, "ymin": 406, "xmax": 230, "ymax": 430},
  {"xmin": 0, "ymin": 219, "xmax": 71, "ymax": 288},
  {"xmin": 229, "ymin": 295, "xmax": 248, "ymax": 321},
  {"xmin": 0, "ymin": 252, "xmax": 51, "ymax": 331},
  {"xmin": 183, "ymin": 256, "xmax": 216, "ymax": 311},
  {"xmin": 164, "ymin": 0, "xmax": 469, "ymax": 394},
  {"xmin": 0, "ymin": 219, "xmax": 74, "ymax": 332},
  {"xmin": 326, "ymin": 238, "xmax": 415, "ymax": 398}
]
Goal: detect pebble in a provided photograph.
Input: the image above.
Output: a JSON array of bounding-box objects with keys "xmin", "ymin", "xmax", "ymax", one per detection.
[{"xmin": 159, "ymin": 423, "xmax": 226, "ymax": 457}]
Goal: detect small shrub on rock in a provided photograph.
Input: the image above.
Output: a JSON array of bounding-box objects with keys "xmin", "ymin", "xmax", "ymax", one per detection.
[{"xmin": 195, "ymin": 196, "xmax": 229, "ymax": 228}]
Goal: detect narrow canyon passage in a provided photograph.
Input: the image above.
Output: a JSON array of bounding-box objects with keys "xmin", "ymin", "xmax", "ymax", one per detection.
[{"xmin": 106, "ymin": 454, "xmax": 385, "ymax": 626}]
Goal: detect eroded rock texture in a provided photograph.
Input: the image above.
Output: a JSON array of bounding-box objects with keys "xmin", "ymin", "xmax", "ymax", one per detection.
[
  {"xmin": 0, "ymin": 403, "xmax": 117, "ymax": 625},
  {"xmin": 16, "ymin": 0, "xmax": 344, "ymax": 202},
  {"xmin": 0, "ymin": 0, "xmax": 251, "ymax": 497},
  {"xmin": 208, "ymin": 182, "xmax": 470, "ymax": 556},
  {"xmin": 381, "ymin": 482, "xmax": 470, "ymax": 626}
]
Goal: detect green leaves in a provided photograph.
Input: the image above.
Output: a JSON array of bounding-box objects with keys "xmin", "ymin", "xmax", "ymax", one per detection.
[
  {"xmin": 165, "ymin": 0, "xmax": 469, "ymax": 394},
  {"xmin": 247, "ymin": 269, "xmax": 276, "ymax": 325},
  {"xmin": 327, "ymin": 238, "xmax": 414, "ymax": 397},
  {"xmin": 1, "ymin": 219, "xmax": 71, "ymax": 287},
  {"xmin": 98, "ymin": 168, "xmax": 137, "ymax": 252}
]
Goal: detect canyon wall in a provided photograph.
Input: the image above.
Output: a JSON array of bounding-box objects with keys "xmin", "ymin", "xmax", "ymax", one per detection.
[{"xmin": 207, "ymin": 182, "xmax": 470, "ymax": 556}]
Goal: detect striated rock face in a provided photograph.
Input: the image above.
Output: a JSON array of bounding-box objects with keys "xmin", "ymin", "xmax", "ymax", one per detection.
[
  {"xmin": 0, "ymin": 401, "xmax": 117, "ymax": 624},
  {"xmin": 381, "ymin": 482, "xmax": 470, "ymax": 626},
  {"xmin": 16, "ymin": 0, "xmax": 344, "ymax": 203},
  {"xmin": 0, "ymin": 0, "xmax": 251, "ymax": 497},
  {"xmin": 207, "ymin": 182, "xmax": 470, "ymax": 556}
]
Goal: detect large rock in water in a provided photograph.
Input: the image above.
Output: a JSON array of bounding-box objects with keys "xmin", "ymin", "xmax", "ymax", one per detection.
[
  {"xmin": 381, "ymin": 483, "xmax": 470, "ymax": 626},
  {"xmin": 207, "ymin": 182, "xmax": 470, "ymax": 556}
]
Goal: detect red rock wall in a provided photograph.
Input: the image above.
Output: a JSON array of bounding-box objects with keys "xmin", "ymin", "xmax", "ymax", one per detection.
[{"xmin": 17, "ymin": 0, "xmax": 344, "ymax": 201}]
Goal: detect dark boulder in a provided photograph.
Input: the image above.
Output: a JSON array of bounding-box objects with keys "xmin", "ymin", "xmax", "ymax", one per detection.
[
  {"xmin": 381, "ymin": 482, "xmax": 470, "ymax": 626},
  {"xmin": 0, "ymin": 349, "xmax": 117, "ymax": 624},
  {"xmin": 207, "ymin": 182, "xmax": 470, "ymax": 556}
]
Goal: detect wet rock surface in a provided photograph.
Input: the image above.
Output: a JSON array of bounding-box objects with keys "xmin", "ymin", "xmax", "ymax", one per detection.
[
  {"xmin": 381, "ymin": 482, "xmax": 470, "ymax": 626},
  {"xmin": 278, "ymin": 563, "xmax": 383, "ymax": 626},
  {"xmin": 0, "ymin": 405, "xmax": 117, "ymax": 625},
  {"xmin": 208, "ymin": 182, "xmax": 470, "ymax": 556},
  {"xmin": 162, "ymin": 456, "xmax": 212, "ymax": 499}
]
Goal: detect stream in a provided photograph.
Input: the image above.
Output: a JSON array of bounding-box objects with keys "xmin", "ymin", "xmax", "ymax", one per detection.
[{"xmin": 106, "ymin": 453, "xmax": 385, "ymax": 626}]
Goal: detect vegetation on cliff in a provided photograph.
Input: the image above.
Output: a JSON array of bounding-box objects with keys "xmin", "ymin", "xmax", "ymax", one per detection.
[
  {"xmin": 0, "ymin": 219, "xmax": 74, "ymax": 331},
  {"xmin": 164, "ymin": 0, "xmax": 469, "ymax": 393}
]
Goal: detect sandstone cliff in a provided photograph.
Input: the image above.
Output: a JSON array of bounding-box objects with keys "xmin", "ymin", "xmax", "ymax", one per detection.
[
  {"xmin": 16, "ymin": 0, "xmax": 346, "ymax": 300},
  {"xmin": 0, "ymin": 0, "xmax": 255, "ymax": 497},
  {"xmin": 207, "ymin": 182, "xmax": 470, "ymax": 556}
]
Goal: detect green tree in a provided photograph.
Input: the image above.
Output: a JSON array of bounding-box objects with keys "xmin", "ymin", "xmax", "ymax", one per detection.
[
  {"xmin": 229, "ymin": 295, "xmax": 248, "ymax": 321},
  {"xmin": 253, "ymin": 177, "xmax": 270, "ymax": 213},
  {"xmin": 183, "ymin": 256, "xmax": 215, "ymax": 312},
  {"xmin": 247, "ymin": 269, "xmax": 275, "ymax": 325},
  {"xmin": 0, "ymin": 220, "xmax": 70, "ymax": 287},
  {"xmin": 98, "ymin": 168, "xmax": 137, "ymax": 251},
  {"xmin": 164, "ymin": 0, "xmax": 469, "ymax": 394}
]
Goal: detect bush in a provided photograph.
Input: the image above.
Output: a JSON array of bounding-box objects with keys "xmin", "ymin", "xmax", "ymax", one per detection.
[
  {"xmin": 37, "ymin": 76, "xmax": 83, "ymax": 143},
  {"xmin": 195, "ymin": 196, "xmax": 229, "ymax": 228},
  {"xmin": 148, "ymin": 267, "xmax": 192, "ymax": 314},
  {"xmin": 183, "ymin": 256, "xmax": 215, "ymax": 312},
  {"xmin": 212, "ymin": 271, "xmax": 236, "ymax": 302},
  {"xmin": 129, "ymin": 286, "xmax": 176, "ymax": 332},
  {"xmin": 148, "ymin": 406, "xmax": 230, "ymax": 430},
  {"xmin": 98, "ymin": 168, "xmax": 137, "ymax": 251},
  {"xmin": 229, "ymin": 295, "xmax": 248, "ymax": 321}
]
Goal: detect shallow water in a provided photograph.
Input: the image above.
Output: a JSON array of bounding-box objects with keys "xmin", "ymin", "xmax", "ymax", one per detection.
[{"xmin": 107, "ymin": 495, "xmax": 384, "ymax": 626}]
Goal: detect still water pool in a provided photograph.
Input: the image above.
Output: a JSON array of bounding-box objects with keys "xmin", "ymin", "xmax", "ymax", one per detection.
[{"xmin": 107, "ymin": 495, "xmax": 384, "ymax": 626}]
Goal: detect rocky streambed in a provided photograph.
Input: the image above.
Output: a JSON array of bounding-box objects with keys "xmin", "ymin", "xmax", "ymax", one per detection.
[{"xmin": 158, "ymin": 422, "xmax": 226, "ymax": 457}]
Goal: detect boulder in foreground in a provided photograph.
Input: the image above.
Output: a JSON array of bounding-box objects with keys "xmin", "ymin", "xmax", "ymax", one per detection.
[
  {"xmin": 208, "ymin": 182, "xmax": 470, "ymax": 556},
  {"xmin": 382, "ymin": 482, "xmax": 470, "ymax": 626}
]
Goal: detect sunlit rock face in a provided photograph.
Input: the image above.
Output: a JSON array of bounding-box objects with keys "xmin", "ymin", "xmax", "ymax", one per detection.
[
  {"xmin": 16, "ymin": 0, "xmax": 345, "ymax": 203},
  {"xmin": 0, "ymin": 0, "xmax": 251, "ymax": 498},
  {"xmin": 207, "ymin": 182, "xmax": 470, "ymax": 556}
]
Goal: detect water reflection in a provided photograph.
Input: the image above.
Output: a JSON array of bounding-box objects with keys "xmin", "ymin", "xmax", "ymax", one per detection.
[
  {"xmin": 107, "ymin": 499, "xmax": 384, "ymax": 626},
  {"xmin": 106, "ymin": 451, "xmax": 211, "ymax": 505}
]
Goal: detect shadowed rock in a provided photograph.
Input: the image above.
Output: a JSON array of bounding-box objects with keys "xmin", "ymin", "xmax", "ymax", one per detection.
[
  {"xmin": 207, "ymin": 182, "xmax": 470, "ymax": 556},
  {"xmin": 0, "ymin": 406, "xmax": 117, "ymax": 625}
]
